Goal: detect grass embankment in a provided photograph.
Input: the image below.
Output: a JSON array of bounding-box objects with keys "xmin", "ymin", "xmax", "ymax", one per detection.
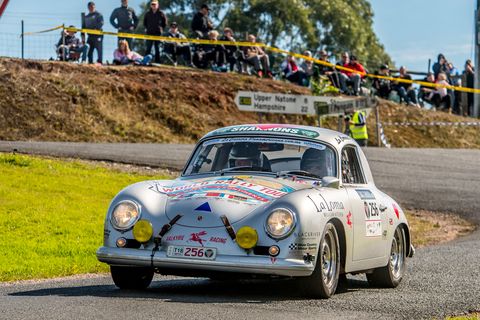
[
  {"xmin": 0, "ymin": 153, "xmax": 474, "ymax": 282},
  {"xmin": 0, "ymin": 153, "xmax": 170, "ymax": 282}
]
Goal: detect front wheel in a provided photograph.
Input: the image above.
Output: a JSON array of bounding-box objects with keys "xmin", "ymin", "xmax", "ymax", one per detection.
[
  {"xmin": 110, "ymin": 266, "xmax": 154, "ymax": 290},
  {"xmin": 367, "ymin": 227, "xmax": 406, "ymax": 288},
  {"xmin": 298, "ymin": 222, "xmax": 340, "ymax": 298}
]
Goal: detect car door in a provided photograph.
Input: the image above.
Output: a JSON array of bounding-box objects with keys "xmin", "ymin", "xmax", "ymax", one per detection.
[{"xmin": 341, "ymin": 145, "xmax": 387, "ymax": 263}]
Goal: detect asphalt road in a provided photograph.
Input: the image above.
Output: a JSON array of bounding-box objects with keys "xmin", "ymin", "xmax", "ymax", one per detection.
[{"xmin": 0, "ymin": 142, "xmax": 479, "ymax": 319}]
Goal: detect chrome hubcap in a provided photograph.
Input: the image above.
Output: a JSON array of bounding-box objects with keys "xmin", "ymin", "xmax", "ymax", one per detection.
[
  {"xmin": 321, "ymin": 229, "xmax": 337, "ymax": 289},
  {"xmin": 390, "ymin": 228, "xmax": 404, "ymax": 279}
]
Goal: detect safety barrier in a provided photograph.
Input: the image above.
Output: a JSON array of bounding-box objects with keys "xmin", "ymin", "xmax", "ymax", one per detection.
[
  {"xmin": 382, "ymin": 121, "xmax": 480, "ymax": 127},
  {"xmin": 22, "ymin": 25, "xmax": 480, "ymax": 95}
]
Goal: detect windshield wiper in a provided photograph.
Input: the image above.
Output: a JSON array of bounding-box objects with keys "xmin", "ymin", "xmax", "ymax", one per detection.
[{"xmin": 276, "ymin": 170, "xmax": 322, "ymax": 179}]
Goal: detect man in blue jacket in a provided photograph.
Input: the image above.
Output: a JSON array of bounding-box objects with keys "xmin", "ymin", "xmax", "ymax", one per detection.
[
  {"xmin": 110, "ymin": 0, "xmax": 138, "ymax": 48},
  {"xmin": 82, "ymin": 2, "xmax": 104, "ymax": 64}
]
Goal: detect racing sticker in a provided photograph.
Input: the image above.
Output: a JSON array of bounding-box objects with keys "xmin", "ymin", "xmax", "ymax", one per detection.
[
  {"xmin": 213, "ymin": 124, "xmax": 320, "ymax": 138},
  {"xmin": 307, "ymin": 194, "xmax": 345, "ymax": 215},
  {"xmin": 356, "ymin": 189, "xmax": 376, "ymax": 200},
  {"xmin": 167, "ymin": 231, "xmax": 228, "ymax": 246},
  {"xmin": 204, "ymin": 137, "xmax": 326, "ymax": 150},
  {"xmin": 289, "ymin": 243, "xmax": 317, "ymax": 251},
  {"xmin": 150, "ymin": 177, "xmax": 294, "ymax": 203},
  {"xmin": 364, "ymin": 201, "xmax": 382, "ymax": 237}
]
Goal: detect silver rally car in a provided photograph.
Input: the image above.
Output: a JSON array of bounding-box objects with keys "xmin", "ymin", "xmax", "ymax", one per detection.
[{"xmin": 97, "ymin": 124, "xmax": 414, "ymax": 298}]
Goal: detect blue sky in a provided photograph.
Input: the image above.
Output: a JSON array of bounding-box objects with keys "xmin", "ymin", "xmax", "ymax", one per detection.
[{"xmin": 0, "ymin": 0, "xmax": 476, "ymax": 72}]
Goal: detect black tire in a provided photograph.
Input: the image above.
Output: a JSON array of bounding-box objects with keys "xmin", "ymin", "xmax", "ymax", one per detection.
[
  {"xmin": 367, "ymin": 227, "xmax": 406, "ymax": 288},
  {"xmin": 298, "ymin": 222, "xmax": 340, "ymax": 299},
  {"xmin": 110, "ymin": 266, "xmax": 154, "ymax": 290}
]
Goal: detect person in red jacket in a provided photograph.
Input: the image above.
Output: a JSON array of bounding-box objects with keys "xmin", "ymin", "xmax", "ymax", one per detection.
[{"xmin": 342, "ymin": 55, "xmax": 366, "ymax": 95}]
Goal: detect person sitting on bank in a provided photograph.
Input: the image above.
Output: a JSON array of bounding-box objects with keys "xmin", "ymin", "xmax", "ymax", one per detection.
[
  {"xmin": 372, "ymin": 64, "xmax": 392, "ymax": 99},
  {"xmin": 220, "ymin": 27, "xmax": 244, "ymax": 72},
  {"xmin": 113, "ymin": 40, "xmax": 152, "ymax": 65},
  {"xmin": 393, "ymin": 66, "xmax": 419, "ymax": 107},
  {"xmin": 281, "ymin": 55, "xmax": 308, "ymax": 86},
  {"xmin": 56, "ymin": 26, "xmax": 89, "ymax": 63},
  {"xmin": 164, "ymin": 22, "xmax": 194, "ymax": 67},
  {"xmin": 243, "ymin": 34, "xmax": 272, "ymax": 78}
]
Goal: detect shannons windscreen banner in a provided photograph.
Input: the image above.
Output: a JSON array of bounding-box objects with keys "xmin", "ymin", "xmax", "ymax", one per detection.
[{"xmin": 0, "ymin": 0, "xmax": 9, "ymax": 19}]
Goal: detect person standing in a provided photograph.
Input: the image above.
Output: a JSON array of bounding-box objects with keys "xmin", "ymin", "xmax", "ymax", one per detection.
[
  {"xmin": 464, "ymin": 60, "xmax": 475, "ymax": 116},
  {"xmin": 348, "ymin": 109, "xmax": 368, "ymax": 147},
  {"xmin": 143, "ymin": 0, "xmax": 167, "ymax": 63},
  {"xmin": 110, "ymin": 0, "xmax": 138, "ymax": 48},
  {"xmin": 191, "ymin": 4, "xmax": 213, "ymax": 39},
  {"xmin": 83, "ymin": 2, "xmax": 104, "ymax": 64}
]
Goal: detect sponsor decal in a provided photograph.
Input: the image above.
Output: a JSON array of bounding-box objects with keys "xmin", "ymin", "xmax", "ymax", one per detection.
[
  {"xmin": 289, "ymin": 243, "xmax": 317, "ymax": 251},
  {"xmin": 334, "ymin": 135, "xmax": 350, "ymax": 145},
  {"xmin": 150, "ymin": 177, "xmax": 293, "ymax": 203},
  {"xmin": 165, "ymin": 235, "xmax": 185, "ymax": 241},
  {"xmin": 197, "ymin": 215, "xmax": 203, "ymax": 221},
  {"xmin": 294, "ymin": 231, "xmax": 322, "ymax": 239},
  {"xmin": 209, "ymin": 237, "xmax": 227, "ymax": 244},
  {"xmin": 364, "ymin": 201, "xmax": 380, "ymax": 219},
  {"xmin": 366, "ymin": 220, "xmax": 382, "ymax": 237},
  {"xmin": 214, "ymin": 124, "xmax": 320, "ymax": 138},
  {"xmin": 189, "ymin": 231, "xmax": 207, "ymax": 247},
  {"xmin": 204, "ymin": 137, "xmax": 326, "ymax": 151},
  {"xmin": 307, "ymin": 194, "xmax": 345, "ymax": 214},
  {"xmin": 389, "ymin": 218, "xmax": 393, "ymax": 225},
  {"xmin": 270, "ymin": 257, "xmax": 277, "ymax": 264},
  {"xmin": 356, "ymin": 189, "xmax": 376, "ymax": 200},
  {"xmin": 347, "ymin": 212, "xmax": 352, "ymax": 228}
]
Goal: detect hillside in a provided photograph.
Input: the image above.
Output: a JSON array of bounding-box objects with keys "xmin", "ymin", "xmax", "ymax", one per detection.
[{"xmin": 0, "ymin": 58, "xmax": 479, "ymax": 148}]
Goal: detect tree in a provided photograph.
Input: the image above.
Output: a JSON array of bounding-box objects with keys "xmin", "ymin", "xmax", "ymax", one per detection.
[{"xmin": 136, "ymin": 0, "xmax": 392, "ymax": 70}]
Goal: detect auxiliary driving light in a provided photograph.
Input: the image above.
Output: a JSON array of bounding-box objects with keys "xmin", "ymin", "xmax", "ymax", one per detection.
[
  {"xmin": 116, "ymin": 237, "xmax": 127, "ymax": 248},
  {"xmin": 268, "ymin": 245, "xmax": 280, "ymax": 257},
  {"xmin": 236, "ymin": 226, "xmax": 258, "ymax": 249},
  {"xmin": 132, "ymin": 220, "xmax": 153, "ymax": 243}
]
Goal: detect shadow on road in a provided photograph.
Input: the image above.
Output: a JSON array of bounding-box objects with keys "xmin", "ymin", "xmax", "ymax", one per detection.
[{"xmin": 9, "ymin": 277, "xmax": 370, "ymax": 303}]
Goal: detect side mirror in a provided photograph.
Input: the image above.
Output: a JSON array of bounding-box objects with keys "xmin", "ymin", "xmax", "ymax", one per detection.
[{"xmin": 321, "ymin": 176, "xmax": 340, "ymax": 189}]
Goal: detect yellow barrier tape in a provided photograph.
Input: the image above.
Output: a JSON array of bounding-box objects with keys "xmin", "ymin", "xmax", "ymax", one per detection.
[
  {"xmin": 21, "ymin": 25, "xmax": 63, "ymax": 36},
  {"xmin": 24, "ymin": 25, "xmax": 480, "ymax": 94}
]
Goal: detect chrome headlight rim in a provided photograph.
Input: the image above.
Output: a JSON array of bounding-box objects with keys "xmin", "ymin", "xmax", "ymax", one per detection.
[
  {"xmin": 264, "ymin": 208, "xmax": 297, "ymax": 240},
  {"xmin": 110, "ymin": 200, "xmax": 142, "ymax": 231}
]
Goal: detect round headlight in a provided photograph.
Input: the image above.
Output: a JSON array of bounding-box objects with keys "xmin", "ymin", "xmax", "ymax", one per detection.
[
  {"xmin": 265, "ymin": 208, "xmax": 296, "ymax": 239},
  {"xmin": 111, "ymin": 201, "xmax": 140, "ymax": 230}
]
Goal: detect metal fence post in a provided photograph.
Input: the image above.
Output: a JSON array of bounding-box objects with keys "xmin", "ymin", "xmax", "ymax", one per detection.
[
  {"xmin": 375, "ymin": 104, "xmax": 381, "ymax": 147},
  {"xmin": 21, "ymin": 20, "xmax": 24, "ymax": 60}
]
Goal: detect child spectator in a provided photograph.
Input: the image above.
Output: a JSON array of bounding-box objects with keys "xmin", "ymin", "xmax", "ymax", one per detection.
[
  {"xmin": 56, "ymin": 27, "xmax": 89, "ymax": 63},
  {"xmin": 372, "ymin": 64, "xmax": 392, "ymax": 99},
  {"xmin": 243, "ymin": 34, "xmax": 272, "ymax": 78},
  {"xmin": 110, "ymin": 0, "xmax": 138, "ymax": 48},
  {"xmin": 113, "ymin": 40, "xmax": 152, "ymax": 65},
  {"xmin": 394, "ymin": 66, "xmax": 419, "ymax": 107},
  {"xmin": 164, "ymin": 22, "xmax": 194, "ymax": 67},
  {"xmin": 282, "ymin": 55, "xmax": 308, "ymax": 86},
  {"xmin": 220, "ymin": 27, "xmax": 244, "ymax": 72},
  {"xmin": 191, "ymin": 4, "xmax": 213, "ymax": 39},
  {"xmin": 82, "ymin": 2, "xmax": 104, "ymax": 64},
  {"xmin": 143, "ymin": 0, "xmax": 167, "ymax": 64}
]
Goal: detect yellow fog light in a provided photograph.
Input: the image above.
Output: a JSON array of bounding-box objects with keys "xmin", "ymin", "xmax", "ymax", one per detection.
[
  {"xmin": 236, "ymin": 226, "xmax": 258, "ymax": 249},
  {"xmin": 132, "ymin": 220, "xmax": 153, "ymax": 243}
]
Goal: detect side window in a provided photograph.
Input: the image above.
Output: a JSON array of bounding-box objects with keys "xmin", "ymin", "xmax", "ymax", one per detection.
[{"xmin": 341, "ymin": 146, "xmax": 366, "ymax": 184}]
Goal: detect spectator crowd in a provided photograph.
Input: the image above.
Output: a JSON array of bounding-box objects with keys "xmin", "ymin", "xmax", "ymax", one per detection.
[{"xmin": 55, "ymin": 0, "xmax": 476, "ymax": 117}]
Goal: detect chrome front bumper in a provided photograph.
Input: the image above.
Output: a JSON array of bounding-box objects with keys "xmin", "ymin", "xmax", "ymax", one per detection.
[{"xmin": 97, "ymin": 246, "xmax": 315, "ymax": 277}]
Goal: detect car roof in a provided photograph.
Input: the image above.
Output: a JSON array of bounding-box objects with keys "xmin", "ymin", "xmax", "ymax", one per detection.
[{"xmin": 202, "ymin": 124, "xmax": 353, "ymax": 148}]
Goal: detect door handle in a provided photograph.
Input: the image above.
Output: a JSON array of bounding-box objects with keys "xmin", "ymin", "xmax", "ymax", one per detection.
[{"xmin": 379, "ymin": 204, "xmax": 388, "ymax": 212}]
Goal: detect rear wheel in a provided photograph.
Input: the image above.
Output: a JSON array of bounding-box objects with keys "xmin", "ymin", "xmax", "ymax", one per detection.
[
  {"xmin": 367, "ymin": 227, "xmax": 406, "ymax": 288},
  {"xmin": 110, "ymin": 266, "xmax": 154, "ymax": 290},
  {"xmin": 298, "ymin": 222, "xmax": 340, "ymax": 298}
]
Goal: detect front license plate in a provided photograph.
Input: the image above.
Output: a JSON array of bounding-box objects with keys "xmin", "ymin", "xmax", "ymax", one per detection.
[{"xmin": 166, "ymin": 246, "xmax": 217, "ymax": 260}]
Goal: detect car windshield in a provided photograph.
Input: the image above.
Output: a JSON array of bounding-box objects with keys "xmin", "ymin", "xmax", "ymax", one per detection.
[{"xmin": 183, "ymin": 137, "xmax": 337, "ymax": 179}]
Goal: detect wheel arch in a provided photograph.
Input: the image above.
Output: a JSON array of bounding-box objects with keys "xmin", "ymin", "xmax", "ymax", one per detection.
[
  {"xmin": 398, "ymin": 223, "xmax": 412, "ymax": 257},
  {"xmin": 328, "ymin": 218, "xmax": 346, "ymax": 274}
]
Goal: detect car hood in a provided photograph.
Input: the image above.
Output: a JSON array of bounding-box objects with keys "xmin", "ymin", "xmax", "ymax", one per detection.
[{"xmin": 148, "ymin": 175, "xmax": 314, "ymax": 227}]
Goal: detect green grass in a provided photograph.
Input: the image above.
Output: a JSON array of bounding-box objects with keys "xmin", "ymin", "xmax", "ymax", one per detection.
[{"xmin": 0, "ymin": 153, "xmax": 170, "ymax": 282}]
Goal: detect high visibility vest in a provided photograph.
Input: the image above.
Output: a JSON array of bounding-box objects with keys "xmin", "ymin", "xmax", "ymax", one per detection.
[{"xmin": 349, "ymin": 111, "xmax": 368, "ymax": 140}]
